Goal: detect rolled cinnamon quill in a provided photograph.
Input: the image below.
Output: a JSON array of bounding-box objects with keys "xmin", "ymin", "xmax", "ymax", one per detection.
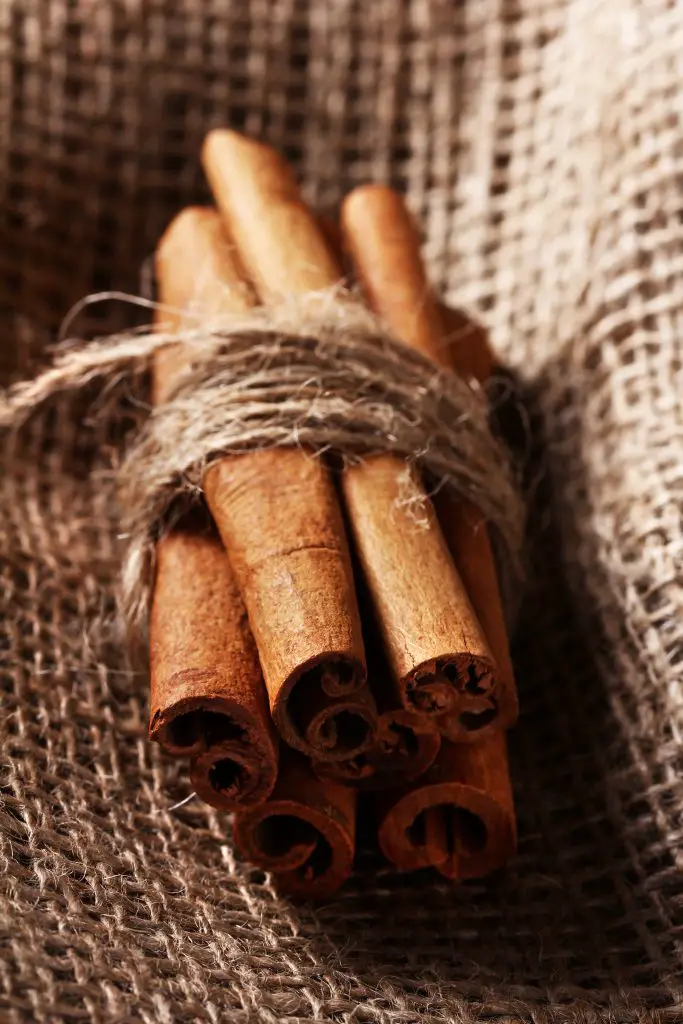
[
  {"xmin": 377, "ymin": 733, "xmax": 516, "ymax": 879},
  {"xmin": 149, "ymin": 209, "xmax": 278, "ymax": 811},
  {"xmin": 151, "ymin": 520, "xmax": 278, "ymax": 811},
  {"xmin": 157, "ymin": 207, "xmax": 373, "ymax": 763},
  {"xmin": 233, "ymin": 751, "xmax": 356, "ymax": 899},
  {"xmin": 202, "ymin": 130, "xmax": 495, "ymax": 726},
  {"xmin": 341, "ymin": 187, "xmax": 518, "ymax": 739}
]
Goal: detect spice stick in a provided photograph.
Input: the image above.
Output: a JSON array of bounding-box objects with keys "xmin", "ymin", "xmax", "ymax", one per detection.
[
  {"xmin": 202, "ymin": 129, "xmax": 495, "ymax": 726},
  {"xmin": 156, "ymin": 207, "xmax": 374, "ymax": 762},
  {"xmin": 149, "ymin": 209, "xmax": 277, "ymax": 810},
  {"xmin": 233, "ymin": 750, "xmax": 356, "ymax": 899},
  {"xmin": 340, "ymin": 186, "xmax": 519, "ymax": 739},
  {"xmin": 376, "ymin": 733, "xmax": 516, "ymax": 879}
]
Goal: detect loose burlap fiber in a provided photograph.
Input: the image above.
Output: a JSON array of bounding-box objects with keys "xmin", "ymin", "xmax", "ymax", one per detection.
[{"xmin": 1, "ymin": 2, "xmax": 682, "ymax": 1022}]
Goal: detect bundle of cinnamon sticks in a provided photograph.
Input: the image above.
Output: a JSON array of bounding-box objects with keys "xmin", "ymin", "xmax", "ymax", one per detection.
[{"xmin": 148, "ymin": 130, "xmax": 518, "ymax": 899}]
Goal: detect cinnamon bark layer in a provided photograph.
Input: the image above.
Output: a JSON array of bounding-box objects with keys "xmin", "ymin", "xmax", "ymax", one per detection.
[
  {"xmin": 341, "ymin": 186, "xmax": 519, "ymax": 740},
  {"xmin": 157, "ymin": 206, "xmax": 373, "ymax": 763},
  {"xmin": 150, "ymin": 522, "xmax": 278, "ymax": 810},
  {"xmin": 438, "ymin": 303, "xmax": 497, "ymax": 386},
  {"xmin": 233, "ymin": 751, "xmax": 356, "ymax": 899},
  {"xmin": 203, "ymin": 130, "xmax": 496, "ymax": 730},
  {"xmin": 377, "ymin": 733, "xmax": 516, "ymax": 880}
]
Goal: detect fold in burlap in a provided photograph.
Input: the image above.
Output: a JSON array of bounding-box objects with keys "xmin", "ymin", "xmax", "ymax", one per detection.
[{"xmin": 1, "ymin": 2, "xmax": 682, "ymax": 1022}]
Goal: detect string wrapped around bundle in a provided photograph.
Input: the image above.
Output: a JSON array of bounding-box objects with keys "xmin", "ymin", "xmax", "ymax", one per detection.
[{"xmin": 0, "ymin": 295, "xmax": 524, "ymax": 637}]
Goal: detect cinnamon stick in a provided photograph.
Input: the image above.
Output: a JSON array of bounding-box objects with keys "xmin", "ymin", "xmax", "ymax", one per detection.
[
  {"xmin": 150, "ymin": 517, "xmax": 278, "ymax": 810},
  {"xmin": 376, "ymin": 733, "xmax": 516, "ymax": 879},
  {"xmin": 149, "ymin": 209, "xmax": 277, "ymax": 811},
  {"xmin": 340, "ymin": 186, "xmax": 518, "ymax": 739},
  {"xmin": 233, "ymin": 750, "xmax": 356, "ymax": 899},
  {"xmin": 157, "ymin": 207, "xmax": 374, "ymax": 763},
  {"xmin": 438, "ymin": 303, "xmax": 497, "ymax": 386},
  {"xmin": 202, "ymin": 130, "xmax": 496, "ymax": 726}
]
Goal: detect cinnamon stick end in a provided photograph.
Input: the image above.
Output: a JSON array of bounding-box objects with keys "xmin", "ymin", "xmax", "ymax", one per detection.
[
  {"xmin": 149, "ymin": 694, "xmax": 238, "ymax": 757},
  {"xmin": 275, "ymin": 656, "xmax": 378, "ymax": 763},
  {"xmin": 378, "ymin": 781, "xmax": 515, "ymax": 879},
  {"xmin": 189, "ymin": 734, "xmax": 278, "ymax": 812}
]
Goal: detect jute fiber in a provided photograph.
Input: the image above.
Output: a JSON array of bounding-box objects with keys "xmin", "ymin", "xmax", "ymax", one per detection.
[
  {"xmin": 0, "ymin": 2, "xmax": 682, "ymax": 1022},
  {"xmin": 0, "ymin": 297, "xmax": 523, "ymax": 641}
]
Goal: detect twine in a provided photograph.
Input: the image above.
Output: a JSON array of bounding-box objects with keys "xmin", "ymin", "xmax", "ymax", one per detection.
[{"xmin": 0, "ymin": 295, "xmax": 524, "ymax": 639}]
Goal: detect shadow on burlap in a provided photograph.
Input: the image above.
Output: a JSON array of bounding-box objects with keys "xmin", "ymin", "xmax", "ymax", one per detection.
[{"xmin": 1, "ymin": 2, "xmax": 682, "ymax": 1022}]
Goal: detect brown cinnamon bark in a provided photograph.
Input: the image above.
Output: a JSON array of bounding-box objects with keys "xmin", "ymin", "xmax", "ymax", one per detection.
[
  {"xmin": 438, "ymin": 304, "xmax": 497, "ymax": 386},
  {"xmin": 341, "ymin": 186, "xmax": 518, "ymax": 739},
  {"xmin": 156, "ymin": 207, "xmax": 373, "ymax": 763},
  {"xmin": 376, "ymin": 733, "xmax": 516, "ymax": 879},
  {"xmin": 313, "ymin": 668, "xmax": 441, "ymax": 791},
  {"xmin": 202, "ymin": 130, "xmax": 496, "ymax": 727},
  {"xmin": 233, "ymin": 751, "xmax": 356, "ymax": 899},
  {"xmin": 149, "ymin": 210, "xmax": 278, "ymax": 810},
  {"xmin": 150, "ymin": 519, "xmax": 278, "ymax": 810}
]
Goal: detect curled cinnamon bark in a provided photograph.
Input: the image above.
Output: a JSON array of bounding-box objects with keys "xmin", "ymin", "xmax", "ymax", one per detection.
[
  {"xmin": 203, "ymin": 130, "xmax": 496, "ymax": 729},
  {"xmin": 149, "ymin": 209, "xmax": 278, "ymax": 810},
  {"xmin": 341, "ymin": 186, "xmax": 518, "ymax": 739},
  {"xmin": 377, "ymin": 733, "xmax": 516, "ymax": 879},
  {"xmin": 313, "ymin": 669, "xmax": 440, "ymax": 791},
  {"xmin": 158, "ymin": 206, "xmax": 374, "ymax": 763},
  {"xmin": 437, "ymin": 303, "xmax": 497, "ymax": 387},
  {"xmin": 233, "ymin": 751, "xmax": 356, "ymax": 899}
]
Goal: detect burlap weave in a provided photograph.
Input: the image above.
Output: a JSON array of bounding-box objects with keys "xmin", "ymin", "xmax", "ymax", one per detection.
[{"xmin": 1, "ymin": 2, "xmax": 682, "ymax": 1022}]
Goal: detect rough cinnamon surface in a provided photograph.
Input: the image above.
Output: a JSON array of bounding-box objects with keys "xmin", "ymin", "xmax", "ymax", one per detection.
[
  {"xmin": 150, "ymin": 523, "xmax": 278, "ymax": 809},
  {"xmin": 1, "ymin": 2, "xmax": 683, "ymax": 1022}
]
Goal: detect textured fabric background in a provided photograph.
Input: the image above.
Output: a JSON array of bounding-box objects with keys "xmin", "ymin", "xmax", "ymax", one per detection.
[{"xmin": 1, "ymin": 2, "xmax": 683, "ymax": 1022}]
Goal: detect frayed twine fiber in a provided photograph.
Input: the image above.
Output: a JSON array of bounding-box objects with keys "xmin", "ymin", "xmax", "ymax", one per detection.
[{"xmin": 0, "ymin": 293, "xmax": 524, "ymax": 640}]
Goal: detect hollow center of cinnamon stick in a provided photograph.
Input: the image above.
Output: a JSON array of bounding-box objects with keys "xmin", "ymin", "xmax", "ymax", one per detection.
[
  {"xmin": 318, "ymin": 660, "xmax": 357, "ymax": 697},
  {"xmin": 406, "ymin": 804, "xmax": 488, "ymax": 861},
  {"xmin": 464, "ymin": 664, "xmax": 490, "ymax": 695},
  {"xmin": 254, "ymin": 814, "xmax": 333, "ymax": 880},
  {"xmin": 208, "ymin": 758, "xmax": 244, "ymax": 795},
  {"xmin": 166, "ymin": 709, "xmax": 247, "ymax": 751},
  {"xmin": 318, "ymin": 709, "xmax": 370, "ymax": 754},
  {"xmin": 297, "ymin": 659, "xmax": 360, "ymax": 699},
  {"xmin": 408, "ymin": 660, "xmax": 460, "ymax": 714},
  {"xmin": 458, "ymin": 705, "xmax": 497, "ymax": 732}
]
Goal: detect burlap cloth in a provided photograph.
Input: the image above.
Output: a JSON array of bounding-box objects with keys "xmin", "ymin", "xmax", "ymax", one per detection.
[{"xmin": 1, "ymin": 2, "xmax": 682, "ymax": 1022}]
